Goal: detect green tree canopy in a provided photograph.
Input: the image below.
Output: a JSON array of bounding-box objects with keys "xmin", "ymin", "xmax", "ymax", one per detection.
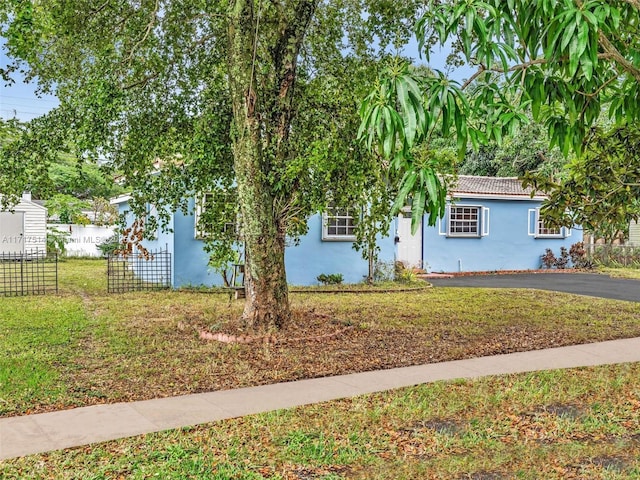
[
  {"xmin": 459, "ymin": 120, "xmax": 565, "ymax": 178},
  {"xmin": 0, "ymin": 118, "xmax": 123, "ymax": 203},
  {"xmin": 523, "ymin": 123, "xmax": 640, "ymax": 243},
  {"xmin": 360, "ymin": 0, "xmax": 640, "ymax": 228},
  {"xmin": 1, "ymin": 0, "xmax": 421, "ymax": 329}
]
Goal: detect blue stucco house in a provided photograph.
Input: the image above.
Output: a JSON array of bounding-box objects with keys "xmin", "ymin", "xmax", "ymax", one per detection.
[
  {"xmin": 111, "ymin": 175, "xmax": 581, "ymax": 286},
  {"xmin": 110, "ymin": 196, "xmax": 396, "ymax": 287},
  {"xmin": 394, "ymin": 176, "xmax": 582, "ymax": 273}
]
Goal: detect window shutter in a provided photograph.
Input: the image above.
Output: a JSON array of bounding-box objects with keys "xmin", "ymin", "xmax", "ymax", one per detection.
[
  {"xmin": 438, "ymin": 205, "xmax": 449, "ymax": 236},
  {"xmin": 482, "ymin": 207, "xmax": 490, "ymax": 236},
  {"xmin": 528, "ymin": 209, "xmax": 537, "ymax": 236},
  {"xmin": 565, "ymin": 227, "xmax": 572, "ymax": 237},
  {"xmin": 194, "ymin": 197, "xmax": 203, "ymax": 239}
]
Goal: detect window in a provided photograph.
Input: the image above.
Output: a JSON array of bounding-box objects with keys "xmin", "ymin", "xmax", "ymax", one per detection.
[
  {"xmin": 448, "ymin": 205, "xmax": 481, "ymax": 237},
  {"xmin": 195, "ymin": 193, "xmax": 238, "ymax": 239},
  {"xmin": 537, "ymin": 219, "xmax": 562, "ymax": 237},
  {"xmin": 530, "ymin": 209, "xmax": 567, "ymax": 238},
  {"xmin": 194, "ymin": 193, "xmax": 215, "ymax": 239},
  {"xmin": 322, "ymin": 206, "xmax": 358, "ymax": 241}
]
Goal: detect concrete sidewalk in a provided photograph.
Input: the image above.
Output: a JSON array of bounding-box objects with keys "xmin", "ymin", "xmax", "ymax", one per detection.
[{"xmin": 2, "ymin": 337, "xmax": 640, "ymax": 461}]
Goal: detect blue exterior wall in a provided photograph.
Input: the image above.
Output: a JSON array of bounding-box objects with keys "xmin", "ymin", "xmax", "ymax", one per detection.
[
  {"xmin": 118, "ymin": 198, "xmax": 396, "ymax": 287},
  {"xmin": 172, "ymin": 198, "xmax": 224, "ymax": 287},
  {"xmin": 423, "ymin": 197, "xmax": 583, "ymax": 272},
  {"xmin": 118, "ymin": 203, "xmax": 176, "ymax": 285},
  {"xmin": 285, "ymin": 214, "xmax": 396, "ymax": 286}
]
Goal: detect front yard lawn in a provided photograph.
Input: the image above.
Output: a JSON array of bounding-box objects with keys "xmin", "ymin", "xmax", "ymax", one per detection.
[
  {"xmin": 1, "ymin": 259, "xmax": 640, "ymax": 418},
  {"xmin": 1, "ymin": 363, "xmax": 638, "ymax": 479}
]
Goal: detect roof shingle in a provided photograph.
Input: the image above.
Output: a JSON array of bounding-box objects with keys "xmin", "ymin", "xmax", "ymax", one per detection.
[{"xmin": 449, "ymin": 175, "xmax": 540, "ymax": 197}]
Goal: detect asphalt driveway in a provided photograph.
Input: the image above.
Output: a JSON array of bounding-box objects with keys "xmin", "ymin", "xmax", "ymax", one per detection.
[{"xmin": 427, "ymin": 273, "xmax": 640, "ymax": 303}]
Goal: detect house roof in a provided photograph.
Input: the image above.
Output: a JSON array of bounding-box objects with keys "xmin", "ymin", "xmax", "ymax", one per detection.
[
  {"xmin": 449, "ymin": 175, "xmax": 543, "ymax": 200},
  {"xmin": 0, "ymin": 193, "xmax": 47, "ymax": 212},
  {"xmin": 110, "ymin": 194, "xmax": 132, "ymax": 205}
]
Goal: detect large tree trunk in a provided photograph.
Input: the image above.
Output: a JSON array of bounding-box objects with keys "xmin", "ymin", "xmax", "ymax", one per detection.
[
  {"xmin": 227, "ymin": 0, "xmax": 317, "ymax": 330},
  {"xmin": 232, "ymin": 130, "xmax": 291, "ymax": 330}
]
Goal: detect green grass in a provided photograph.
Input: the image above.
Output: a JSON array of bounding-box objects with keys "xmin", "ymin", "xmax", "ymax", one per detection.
[
  {"xmin": 599, "ymin": 267, "xmax": 640, "ymax": 280},
  {"xmin": 2, "ymin": 259, "xmax": 640, "ymax": 477},
  {"xmin": 2, "ymin": 259, "xmax": 640, "ymax": 417},
  {"xmin": 0, "ymin": 296, "xmax": 89, "ymax": 414},
  {"xmin": 1, "ymin": 364, "xmax": 638, "ymax": 479}
]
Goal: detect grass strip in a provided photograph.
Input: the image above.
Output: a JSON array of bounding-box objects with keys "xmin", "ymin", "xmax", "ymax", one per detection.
[{"xmin": 1, "ymin": 363, "xmax": 638, "ymax": 479}]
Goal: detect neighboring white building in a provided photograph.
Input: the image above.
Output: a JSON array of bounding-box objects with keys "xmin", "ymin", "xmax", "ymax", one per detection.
[
  {"xmin": 0, "ymin": 192, "xmax": 48, "ymax": 254},
  {"xmin": 629, "ymin": 220, "xmax": 640, "ymax": 246},
  {"xmin": 52, "ymin": 224, "xmax": 117, "ymax": 257}
]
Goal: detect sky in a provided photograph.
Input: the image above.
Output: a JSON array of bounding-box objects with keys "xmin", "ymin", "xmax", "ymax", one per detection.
[
  {"xmin": 0, "ymin": 78, "xmax": 59, "ymax": 122},
  {"xmin": 0, "ymin": 42, "xmax": 59, "ymax": 122},
  {"xmin": 0, "ymin": 37, "xmax": 472, "ymax": 124}
]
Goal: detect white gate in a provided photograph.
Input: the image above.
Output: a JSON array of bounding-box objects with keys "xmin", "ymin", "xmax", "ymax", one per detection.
[
  {"xmin": 0, "ymin": 212, "xmax": 25, "ymax": 254},
  {"xmin": 396, "ymin": 211, "xmax": 422, "ymax": 269}
]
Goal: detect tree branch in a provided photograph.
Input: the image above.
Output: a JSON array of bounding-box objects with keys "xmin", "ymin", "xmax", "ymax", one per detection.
[
  {"xmin": 125, "ymin": 0, "xmax": 160, "ymax": 67},
  {"xmin": 620, "ymin": 0, "xmax": 640, "ymax": 11},
  {"xmin": 461, "ymin": 58, "xmax": 551, "ymax": 89},
  {"xmin": 122, "ymin": 72, "xmax": 160, "ymax": 90},
  {"xmin": 461, "ymin": 65, "xmax": 485, "ymax": 90},
  {"xmin": 573, "ymin": 0, "xmax": 640, "ymax": 82},
  {"xmin": 597, "ymin": 30, "xmax": 640, "ymax": 82}
]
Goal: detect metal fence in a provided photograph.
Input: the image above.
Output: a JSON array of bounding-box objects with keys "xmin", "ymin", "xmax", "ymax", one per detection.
[
  {"xmin": 0, "ymin": 250, "xmax": 58, "ymax": 297},
  {"xmin": 586, "ymin": 244, "xmax": 640, "ymax": 267},
  {"xmin": 107, "ymin": 249, "xmax": 172, "ymax": 293}
]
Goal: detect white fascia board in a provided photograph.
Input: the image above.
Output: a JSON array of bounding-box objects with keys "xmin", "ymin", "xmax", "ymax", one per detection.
[
  {"xmin": 110, "ymin": 194, "xmax": 133, "ymax": 205},
  {"xmin": 448, "ymin": 193, "xmax": 548, "ymax": 202}
]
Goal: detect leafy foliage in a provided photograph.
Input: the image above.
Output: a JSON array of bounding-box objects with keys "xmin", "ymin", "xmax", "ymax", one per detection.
[
  {"xmin": 45, "ymin": 194, "xmax": 90, "ymax": 225},
  {"xmin": 418, "ymin": 0, "xmax": 640, "ymax": 154},
  {"xmin": 361, "ymin": 0, "xmax": 640, "ymax": 230},
  {"xmin": 554, "ymin": 246, "xmax": 570, "ymax": 270},
  {"xmin": 46, "ymin": 227, "xmax": 70, "ymax": 255},
  {"xmin": 316, "ymin": 273, "xmax": 344, "ymax": 285},
  {"xmin": 523, "ymin": 123, "xmax": 640, "ymax": 243},
  {"xmin": 359, "ymin": 61, "xmax": 465, "ymax": 233},
  {"xmin": 569, "ymin": 241, "xmax": 593, "ymax": 269},
  {"xmin": 96, "ymin": 235, "xmax": 120, "ymax": 257},
  {"xmin": 460, "ymin": 120, "xmax": 565, "ymax": 178},
  {"xmin": 0, "ymin": 0, "xmax": 425, "ymax": 326},
  {"xmin": 0, "ymin": 118, "xmax": 122, "ymax": 207},
  {"xmin": 540, "ymin": 248, "xmax": 557, "ymax": 269}
]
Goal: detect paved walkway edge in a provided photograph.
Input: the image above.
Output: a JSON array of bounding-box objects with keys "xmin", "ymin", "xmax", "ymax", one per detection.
[{"xmin": 2, "ymin": 337, "xmax": 640, "ymax": 460}]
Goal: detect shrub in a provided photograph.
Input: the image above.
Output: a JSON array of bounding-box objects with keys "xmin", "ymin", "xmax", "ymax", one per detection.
[
  {"xmin": 398, "ymin": 269, "xmax": 419, "ymax": 283},
  {"xmin": 317, "ymin": 273, "xmax": 343, "ymax": 285},
  {"xmin": 554, "ymin": 246, "xmax": 570, "ymax": 269},
  {"xmin": 541, "ymin": 248, "xmax": 556, "ymax": 269},
  {"xmin": 96, "ymin": 235, "xmax": 121, "ymax": 256},
  {"xmin": 569, "ymin": 242, "xmax": 593, "ymax": 269},
  {"xmin": 373, "ymin": 261, "xmax": 395, "ymax": 282},
  {"xmin": 46, "ymin": 228, "xmax": 70, "ymax": 255},
  {"xmin": 394, "ymin": 261, "xmax": 422, "ymax": 283}
]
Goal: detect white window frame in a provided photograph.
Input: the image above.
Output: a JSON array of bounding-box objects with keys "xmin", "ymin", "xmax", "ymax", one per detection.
[
  {"xmin": 446, "ymin": 205, "xmax": 485, "ymax": 238},
  {"xmin": 194, "ymin": 193, "xmax": 215, "ymax": 239},
  {"xmin": 195, "ymin": 193, "xmax": 239, "ymax": 239},
  {"xmin": 322, "ymin": 206, "xmax": 358, "ymax": 241},
  {"xmin": 530, "ymin": 208, "xmax": 566, "ymax": 238}
]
